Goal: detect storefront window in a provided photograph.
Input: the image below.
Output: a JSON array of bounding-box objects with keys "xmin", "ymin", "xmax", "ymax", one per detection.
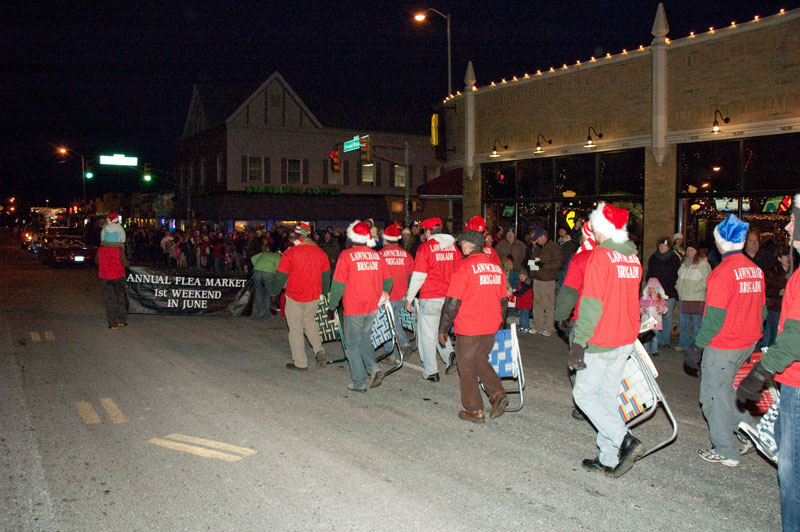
[
  {"xmin": 743, "ymin": 133, "xmax": 800, "ymax": 192},
  {"xmin": 483, "ymin": 162, "xmax": 517, "ymax": 200},
  {"xmin": 598, "ymin": 149, "xmax": 644, "ymax": 195},
  {"xmin": 678, "ymin": 140, "xmax": 740, "ymax": 194},
  {"xmin": 554, "ymin": 154, "xmax": 595, "ymax": 198},
  {"xmin": 518, "ymin": 158, "xmax": 553, "ymax": 198}
]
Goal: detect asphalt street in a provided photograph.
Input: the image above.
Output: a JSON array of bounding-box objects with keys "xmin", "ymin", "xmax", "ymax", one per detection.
[{"xmin": 0, "ymin": 233, "xmax": 782, "ymax": 531}]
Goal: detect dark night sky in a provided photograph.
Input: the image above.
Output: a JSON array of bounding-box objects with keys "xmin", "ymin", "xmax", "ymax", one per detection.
[{"xmin": 1, "ymin": 0, "xmax": 795, "ymax": 205}]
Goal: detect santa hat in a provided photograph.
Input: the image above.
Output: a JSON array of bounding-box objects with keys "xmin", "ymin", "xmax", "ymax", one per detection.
[
  {"xmin": 465, "ymin": 216, "xmax": 486, "ymax": 233},
  {"xmin": 577, "ymin": 220, "xmax": 596, "ymax": 254},
  {"xmin": 347, "ymin": 220, "xmax": 377, "ymax": 247},
  {"xmin": 295, "ymin": 222, "xmax": 311, "ymax": 238},
  {"xmin": 420, "ymin": 217, "xmax": 443, "ymax": 230},
  {"xmin": 383, "ymin": 224, "xmax": 402, "ymax": 241},
  {"xmin": 713, "ymin": 214, "xmax": 748, "ymax": 252},
  {"xmin": 107, "ymin": 212, "xmax": 120, "ymax": 223},
  {"xmin": 589, "ymin": 202, "xmax": 629, "ymax": 244}
]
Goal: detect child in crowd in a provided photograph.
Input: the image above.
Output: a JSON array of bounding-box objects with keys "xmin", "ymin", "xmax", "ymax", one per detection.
[
  {"xmin": 640, "ymin": 277, "xmax": 669, "ymax": 356},
  {"xmin": 508, "ymin": 270, "xmax": 533, "ymax": 332}
]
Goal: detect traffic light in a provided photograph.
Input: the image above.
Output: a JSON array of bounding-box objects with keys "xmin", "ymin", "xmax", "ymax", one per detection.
[
  {"xmin": 85, "ymin": 163, "xmax": 94, "ymax": 179},
  {"xmin": 143, "ymin": 163, "xmax": 152, "ymax": 182},
  {"xmin": 360, "ymin": 135, "xmax": 371, "ymax": 164},
  {"xmin": 329, "ymin": 150, "xmax": 341, "ymax": 172}
]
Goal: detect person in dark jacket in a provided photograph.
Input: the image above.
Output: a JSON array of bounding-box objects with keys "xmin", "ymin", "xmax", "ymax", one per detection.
[
  {"xmin": 529, "ymin": 228, "xmax": 563, "ymax": 336},
  {"xmin": 318, "ymin": 230, "xmax": 341, "ymax": 269},
  {"xmin": 647, "ymin": 236, "xmax": 681, "ymax": 348}
]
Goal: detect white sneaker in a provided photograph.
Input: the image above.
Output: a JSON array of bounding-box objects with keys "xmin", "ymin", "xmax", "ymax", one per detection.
[
  {"xmin": 529, "ymin": 328, "xmax": 538, "ymax": 335},
  {"xmin": 698, "ymin": 448, "xmax": 740, "ymax": 467},
  {"xmin": 541, "ymin": 330, "xmax": 552, "ymax": 337}
]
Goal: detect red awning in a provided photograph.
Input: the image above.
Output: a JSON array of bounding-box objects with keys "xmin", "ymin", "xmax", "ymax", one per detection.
[{"xmin": 417, "ymin": 167, "xmax": 463, "ymax": 197}]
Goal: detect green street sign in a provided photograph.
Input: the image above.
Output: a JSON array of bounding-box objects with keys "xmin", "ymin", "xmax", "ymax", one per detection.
[{"xmin": 343, "ymin": 135, "xmax": 361, "ymax": 152}]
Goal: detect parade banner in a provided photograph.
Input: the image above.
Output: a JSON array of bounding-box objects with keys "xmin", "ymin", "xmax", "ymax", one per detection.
[{"xmin": 125, "ymin": 265, "xmax": 253, "ymax": 316}]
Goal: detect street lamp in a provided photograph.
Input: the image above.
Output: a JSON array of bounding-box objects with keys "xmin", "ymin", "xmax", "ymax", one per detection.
[
  {"xmin": 57, "ymin": 146, "xmax": 87, "ymax": 202},
  {"xmin": 414, "ymin": 8, "xmax": 452, "ymax": 96}
]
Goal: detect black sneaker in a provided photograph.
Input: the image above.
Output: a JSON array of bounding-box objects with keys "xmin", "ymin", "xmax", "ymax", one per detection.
[
  {"xmin": 582, "ymin": 458, "xmax": 613, "ymax": 476},
  {"xmin": 571, "ymin": 408, "xmax": 586, "ymax": 421},
  {"xmin": 613, "ymin": 432, "xmax": 643, "ymax": 478},
  {"xmin": 425, "ymin": 373, "xmax": 440, "ymax": 382},
  {"xmin": 445, "ymin": 352, "xmax": 458, "ymax": 375}
]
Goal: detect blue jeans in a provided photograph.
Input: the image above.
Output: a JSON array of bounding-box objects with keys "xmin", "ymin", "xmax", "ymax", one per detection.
[
  {"xmin": 252, "ymin": 271, "xmax": 273, "ymax": 318},
  {"xmin": 764, "ymin": 309, "xmax": 781, "ymax": 347},
  {"xmin": 699, "ymin": 344, "xmax": 755, "ymax": 459},
  {"xmin": 678, "ymin": 301, "xmax": 703, "ymax": 349},
  {"xmin": 418, "ymin": 298, "xmax": 454, "ymax": 378},
  {"xmin": 383, "ymin": 299, "xmax": 409, "ymax": 353},
  {"xmin": 343, "ymin": 311, "xmax": 379, "ymax": 389},
  {"xmin": 573, "ymin": 344, "xmax": 634, "ymax": 467},
  {"xmin": 641, "ymin": 331, "xmax": 659, "ymax": 355},
  {"xmin": 507, "ymin": 308, "xmax": 530, "ymax": 330},
  {"xmin": 778, "ymin": 384, "xmax": 800, "ymax": 532},
  {"xmin": 658, "ymin": 298, "xmax": 677, "ymax": 346}
]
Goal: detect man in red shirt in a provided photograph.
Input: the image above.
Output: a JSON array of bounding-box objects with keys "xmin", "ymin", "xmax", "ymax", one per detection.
[
  {"xmin": 404, "ymin": 218, "xmax": 461, "ymax": 381},
  {"xmin": 738, "ymin": 194, "xmax": 800, "ymax": 528},
  {"xmin": 465, "ymin": 216, "xmax": 501, "ymax": 265},
  {"xmin": 97, "ymin": 214, "xmax": 129, "ymax": 330},
  {"xmin": 379, "ymin": 224, "xmax": 414, "ymax": 363},
  {"xmin": 570, "ymin": 203, "xmax": 644, "ymax": 478},
  {"xmin": 328, "ymin": 221, "xmax": 393, "ymax": 392},
  {"xmin": 271, "ymin": 222, "xmax": 331, "ymax": 370},
  {"xmin": 438, "ymin": 230, "xmax": 508, "ymax": 422},
  {"xmin": 685, "ymin": 213, "xmax": 765, "ymax": 467}
]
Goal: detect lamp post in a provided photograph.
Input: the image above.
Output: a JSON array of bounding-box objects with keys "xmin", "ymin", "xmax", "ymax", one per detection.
[
  {"xmin": 414, "ymin": 8, "xmax": 452, "ymax": 96},
  {"xmin": 57, "ymin": 146, "xmax": 86, "ymax": 202}
]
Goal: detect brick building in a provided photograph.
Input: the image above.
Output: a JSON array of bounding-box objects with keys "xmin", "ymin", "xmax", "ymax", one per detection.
[
  {"xmin": 177, "ymin": 72, "xmax": 443, "ymax": 231},
  {"xmin": 440, "ymin": 5, "xmax": 800, "ymax": 252}
]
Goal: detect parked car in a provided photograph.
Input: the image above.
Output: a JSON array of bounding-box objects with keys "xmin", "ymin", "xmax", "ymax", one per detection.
[{"xmin": 39, "ymin": 235, "xmax": 97, "ymax": 267}]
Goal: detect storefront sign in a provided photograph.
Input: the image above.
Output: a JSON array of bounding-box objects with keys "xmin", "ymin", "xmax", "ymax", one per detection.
[
  {"xmin": 244, "ymin": 186, "xmax": 340, "ymax": 196},
  {"xmin": 125, "ymin": 266, "xmax": 252, "ymax": 316}
]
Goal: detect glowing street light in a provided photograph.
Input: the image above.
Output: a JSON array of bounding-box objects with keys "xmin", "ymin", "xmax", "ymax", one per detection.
[
  {"xmin": 414, "ymin": 8, "xmax": 452, "ymax": 96},
  {"xmin": 56, "ymin": 145, "xmax": 87, "ymax": 202}
]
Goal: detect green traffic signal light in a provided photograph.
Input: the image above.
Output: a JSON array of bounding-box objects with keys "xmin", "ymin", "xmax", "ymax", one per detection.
[
  {"xmin": 85, "ymin": 171, "xmax": 94, "ymax": 179},
  {"xmin": 143, "ymin": 174, "xmax": 152, "ymax": 182}
]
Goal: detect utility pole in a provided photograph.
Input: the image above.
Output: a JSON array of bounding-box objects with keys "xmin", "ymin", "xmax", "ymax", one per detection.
[{"xmin": 404, "ymin": 141, "xmax": 410, "ymax": 226}]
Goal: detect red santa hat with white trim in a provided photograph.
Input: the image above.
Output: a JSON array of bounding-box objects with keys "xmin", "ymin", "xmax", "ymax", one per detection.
[
  {"xmin": 577, "ymin": 220, "xmax": 596, "ymax": 254},
  {"xmin": 383, "ymin": 224, "xmax": 402, "ymax": 241},
  {"xmin": 347, "ymin": 220, "xmax": 377, "ymax": 247},
  {"xmin": 589, "ymin": 202, "xmax": 629, "ymax": 244}
]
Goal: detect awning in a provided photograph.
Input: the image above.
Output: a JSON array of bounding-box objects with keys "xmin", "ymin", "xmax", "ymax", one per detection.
[{"xmin": 417, "ymin": 167, "xmax": 463, "ymax": 198}]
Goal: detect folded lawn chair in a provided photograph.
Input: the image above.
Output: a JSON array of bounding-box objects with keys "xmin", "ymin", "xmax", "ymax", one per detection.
[
  {"xmin": 313, "ymin": 295, "xmax": 347, "ymax": 364},
  {"xmin": 480, "ymin": 323, "xmax": 525, "ymax": 412},
  {"xmin": 368, "ymin": 299, "xmax": 403, "ymax": 376},
  {"xmin": 617, "ymin": 339, "xmax": 678, "ymax": 459}
]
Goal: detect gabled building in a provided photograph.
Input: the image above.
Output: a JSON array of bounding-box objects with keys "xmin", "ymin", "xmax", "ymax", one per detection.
[{"xmin": 176, "ymin": 72, "xmax": 443, "ymax": 230}]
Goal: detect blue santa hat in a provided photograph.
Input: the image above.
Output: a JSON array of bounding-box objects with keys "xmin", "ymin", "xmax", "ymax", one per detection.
[{"xmin": 713, "ymin": 213, "xmax": 748, "ymax": 253}]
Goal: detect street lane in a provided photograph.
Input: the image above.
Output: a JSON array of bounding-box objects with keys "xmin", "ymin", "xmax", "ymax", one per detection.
[{"xmin": 0, "ymin": 234, "xmax": 782, "ymax": 531}]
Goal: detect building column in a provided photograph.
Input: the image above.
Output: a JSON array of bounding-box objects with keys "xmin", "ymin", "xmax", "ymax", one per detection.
[
  {"xmin": 462, "ymin": 61, "xmax": 481, "ymax": 220},
  {"xmin": 643, "ymin": 144, "xmax": 677, "ymax": 257}
]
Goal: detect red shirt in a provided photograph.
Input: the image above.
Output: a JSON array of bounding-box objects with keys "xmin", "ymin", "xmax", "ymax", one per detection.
[
  {"xmin": 414, "ymin": 236, "xmax": 462, "ymax": 299},
  {"xmin": 483, "ymin": 245, "xmax": 501, "ymax": 265},
  {"xmin": 446, "ymin": 253, "xmax": 507, "ymax": 335},
  {"xmin": 379, "ymin": 245, "xmax": 414, "ymax": 301},
  {"xmin": 581, "ymin": 245, "xmax": 642, "ymax": 348},
  {"xmin": 98, "ymin": 246, "xmax": 125, "ymax": 280},
  {"xmin": 333, "ymin": 246, "xmax": 391, "ymax": 315},
  {"xmin": 562, "ymin": 249, "xmax": 594, "ymax": 321},
  {"xmin": 775, "ymin": 268, "xmax": 800, "ymax": 386},
  {"xmin": 276, "ymin": 243, "xmax": 330, "ymax": 302},
  {"xmin": 704, "ymin": 252, "xmax": 766, "ymax": 350}
]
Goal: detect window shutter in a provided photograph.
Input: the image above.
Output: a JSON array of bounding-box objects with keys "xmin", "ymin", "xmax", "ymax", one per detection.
[
  {"xmin": 264, "ymin": 157, "xmax": 271, "ymax": 183},
  {"xmin": 280, "ymin": 158, "xmax": 287, "ymax": 184},
  {"xmin": 322, "ymin": 160, "xmax": 329, "ymax": 184},
  {"xmin": 356, "ymin": 162, "xmax": 362, "ymax": 185},
  {"xmin": 343, "ymin": 160, "xmax": 349, "ymax": 186},
  {"xmin": 375, "ymin": 163, "xmax": 382, "ymax": 187},
  {"xmin": 241, "ymin": 156, "xmax": 247, "ymax": 183},
  {"xmin": 302, "ymin": 159, "xmax": 309, "ymax": 184}
]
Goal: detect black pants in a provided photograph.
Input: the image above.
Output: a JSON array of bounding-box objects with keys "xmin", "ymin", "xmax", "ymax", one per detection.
[
  {"xmin": 102, "ymin": 278, "xmax": 127, "ymax": 327},
  {"xmin": 455, "ymin": 334, "xmax": 504, "ymax": 412}
]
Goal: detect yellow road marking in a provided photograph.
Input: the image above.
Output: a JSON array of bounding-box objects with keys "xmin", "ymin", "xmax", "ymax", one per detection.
[
  {"xmin": 30, "ymin": 332, "xmax": 41, "ymax": 343},
  {"xmin": 74, "ymin": 401, "xmax": 101, "ymax": 424},
  {"xmin": 163, "ymin": 434, "xmax": 257, "ymax": 456},
  {"xmin": 147, "ymin": 438, "xmax": 242, "ymax": 462},
  {"xmin": 44, "ymin": 331, "xmax": 55, "ymax": 341},
  {"xmin": 100, "ymin": 398, "xmax": 127, "ymax": 424}
]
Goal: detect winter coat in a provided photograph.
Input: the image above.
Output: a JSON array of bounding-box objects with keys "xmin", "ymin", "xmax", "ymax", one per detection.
[
  {"xmin": 676, "ymin": 258, "xmax": 711, "ymax": 302},
  {"xmin": 101, "ymin": 221, "xmax": 126, "ymax": 244},
  {"xmin": 495, "ymin": 238, "xmax": 528, "ymax": 272},
  {"xmin": 530, "ymin": 240, "xmax": 563, "ymax": 281},
  {"xmin": 640, "ymin": 278, "xmax": 669, "ymax": 330},
  {"xmin": 647, "ymin": 249, "xmax": 681, "ymax": 299}
]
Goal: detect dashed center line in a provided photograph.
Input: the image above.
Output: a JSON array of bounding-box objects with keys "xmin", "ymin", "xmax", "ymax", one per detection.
[
  {"xmin": 74, "ymin": 398, "xmax": 127, "ymax": 424},
  {"xmin": 44, "ymin": 331, "xmax": 55, "ymax": 341},
  {"xmin": 30, "ymin": 332, "xmax": 41, "ymax": 343},
  {"xmin": 148, "ymin": 434, "xmax": 258, "ymax": 462},
  {"xmin": 74, "ymin": 401, "xmax": 101, "ymax": 424},
  {"xmin": 100, "ymin": 397, "xmax": 128, "ymax": 423}
]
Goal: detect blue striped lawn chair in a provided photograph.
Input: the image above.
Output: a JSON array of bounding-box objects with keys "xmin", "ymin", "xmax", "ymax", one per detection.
[{"xmin": 482, "ymin": 323, "xmax": 525, "ymax": 412}]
